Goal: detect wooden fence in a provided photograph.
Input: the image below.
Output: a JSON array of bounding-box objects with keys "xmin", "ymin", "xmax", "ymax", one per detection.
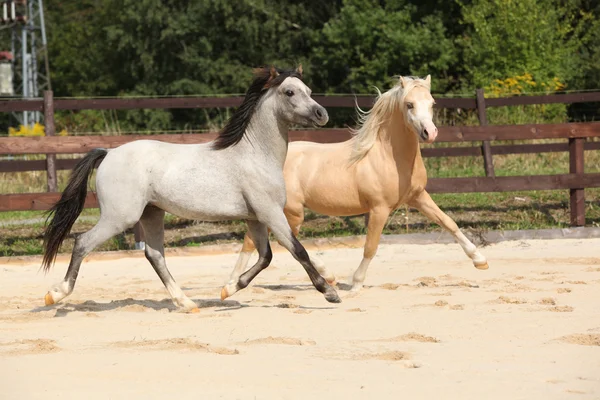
[{"xmin": 1, "ymin": 90, "xmax": 600, "ymax": 230}]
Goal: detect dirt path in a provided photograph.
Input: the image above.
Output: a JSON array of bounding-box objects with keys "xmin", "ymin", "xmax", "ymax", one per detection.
[{"xmin": 1, "ymin": 238, "xmax": 599, "ymax": 399}]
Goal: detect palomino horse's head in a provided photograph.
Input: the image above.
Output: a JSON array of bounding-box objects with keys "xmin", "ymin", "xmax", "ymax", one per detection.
[
  {"xmin": 398, "ymin": 75, "xmax": 437, "ymax": 144},
  {"xmin": 263, "ymin": 65, "xmax": 329, "ymax": 127}
]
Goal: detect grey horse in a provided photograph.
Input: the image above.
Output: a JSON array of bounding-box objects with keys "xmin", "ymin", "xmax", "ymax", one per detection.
[{"xmin": 41, "ymin": 66, "xmax": 341, "ymax": 312}]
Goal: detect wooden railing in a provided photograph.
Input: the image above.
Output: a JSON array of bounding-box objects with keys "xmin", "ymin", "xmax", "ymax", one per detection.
[{"xmin": 1, "ymin": 90, "xmax": 600, "ymax": 229}]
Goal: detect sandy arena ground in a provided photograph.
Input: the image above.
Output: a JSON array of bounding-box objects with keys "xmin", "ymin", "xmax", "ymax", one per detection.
[{"xmin": 1, "ymin": 237, "xmax": 599, "ymax": 399}]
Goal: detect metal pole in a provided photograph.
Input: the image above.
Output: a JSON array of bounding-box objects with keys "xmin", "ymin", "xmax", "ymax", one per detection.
[
  {"xmin": 38, "ymin": 0, "xmax": 51, "ymax": 91},
  {"xmin": 21, "ymin": 25, "xmax": 28, "ymax": 126}
]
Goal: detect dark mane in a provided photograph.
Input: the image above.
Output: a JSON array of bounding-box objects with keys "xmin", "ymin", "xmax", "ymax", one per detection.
[{"xmin": 212, "ymin": 66, "xmax": 303, "ymax": 150}]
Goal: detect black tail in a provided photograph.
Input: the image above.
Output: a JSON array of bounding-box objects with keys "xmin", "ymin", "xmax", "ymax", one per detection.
[{"xmin": 42, "ymin": 148, "xmax": 108, "ymax": 271}]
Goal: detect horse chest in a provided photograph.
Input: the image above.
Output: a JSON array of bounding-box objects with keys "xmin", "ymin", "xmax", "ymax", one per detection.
[{"xmin": 379, "ymin": 166, "xmax": 427, "ymax": 209}]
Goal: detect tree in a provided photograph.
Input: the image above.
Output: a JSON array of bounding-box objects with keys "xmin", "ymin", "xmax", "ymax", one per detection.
[
  {"xmin": 310, "ymin": 0, "xmax": 457, "ymax": 94},
  {"xmin": 458, "ymin": 0, "xmax": 592, "ymax": 92}
]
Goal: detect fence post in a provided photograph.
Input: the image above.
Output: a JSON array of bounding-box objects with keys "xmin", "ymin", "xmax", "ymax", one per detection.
[
  {"xmin": 43, "ymin": 90, "xmax": 57, "ymax": 192},
  {"xmin": 476, "ymin": 88, "xmax": 495, "ymax": 177},
  {"xmin": 569, "ymin": 138, "xmax": 585, "ymax": 226}
]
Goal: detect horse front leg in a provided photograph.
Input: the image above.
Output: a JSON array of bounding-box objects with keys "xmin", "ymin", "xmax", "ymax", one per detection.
[
  {"xmin": 408, "ymin": 190, "xmax": 489, "ymax": 270},
  {"xmin": 350, "ymin": 206, "xmax": 391, "ymax": 293}
]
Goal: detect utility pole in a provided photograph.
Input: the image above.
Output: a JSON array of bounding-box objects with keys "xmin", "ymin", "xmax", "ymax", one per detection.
[{"xmin": 0, "ymin": 0, "xmax": 50, "ymax": 127}]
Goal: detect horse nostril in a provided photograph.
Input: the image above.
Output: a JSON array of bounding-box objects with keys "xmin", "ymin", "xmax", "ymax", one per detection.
[
  {"xmin": 422, "ymin": 129, "xmax": 429, "ymax": 140},
  {"xmin": 315, "ymin": 108, "xmax": 323, "ymax": 119}
]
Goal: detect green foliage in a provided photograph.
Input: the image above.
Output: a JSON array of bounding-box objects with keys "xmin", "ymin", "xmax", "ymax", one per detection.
[
  {"xmin": 0, "ymin": 0, "xmax": 598, "ymax": 133},
  {"xmin": 458, "ymin": 0, "xmax": 593, "ymax": 90},
  {"xmin": 310, "ymin": 0, "xmax": 457, "ymax": 94}
]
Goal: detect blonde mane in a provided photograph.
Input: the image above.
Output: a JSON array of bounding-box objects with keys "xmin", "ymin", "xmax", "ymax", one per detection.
[{"xmin": 348, "ymin": 76, "xmax": 431, "ymax": 164}]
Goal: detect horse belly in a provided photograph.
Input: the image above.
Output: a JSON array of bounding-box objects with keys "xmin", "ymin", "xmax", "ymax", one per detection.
[
  {"xmin": 151, "ymin": 181, "xmax": 252, "ymax": 221},
  {"xmin": 302, "ymin": 177, "xmax": 366, "ymax": 217}
]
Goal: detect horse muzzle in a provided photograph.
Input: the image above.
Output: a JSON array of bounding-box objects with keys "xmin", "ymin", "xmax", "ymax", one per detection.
[{"xmin": 312, "ymin": 105, "xmax": 329, "ymax": 126}]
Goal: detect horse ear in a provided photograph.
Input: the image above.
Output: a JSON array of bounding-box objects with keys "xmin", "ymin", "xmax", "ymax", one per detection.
[
  {"xmin": 425, "ymin": 74, "xmax": 431, "ymax": 86},
  {"xmin": 399, "ymin": 76, "xmax": 407, "ymax": 88},
  {"xmin": 296, "ymin": 64, "xmax": 303, "ymax": 77},
  {"xmin": 269, "ymin": 66, "xmax": 280, "ymax": 80}
]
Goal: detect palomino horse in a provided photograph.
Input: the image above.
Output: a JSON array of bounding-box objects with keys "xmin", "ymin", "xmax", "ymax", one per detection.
[
  {"xmin": 42, "ymin": 66, "xmax": 342, "ymax": 311},
  {"xmin": 229, "ymin": 75, "xmax": 489, "ymax": 293}
]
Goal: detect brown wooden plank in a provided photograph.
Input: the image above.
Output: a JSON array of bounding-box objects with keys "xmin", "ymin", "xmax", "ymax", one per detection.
[
  {"xmin": 0, "ymin": 192, "xmax": 99, "ymax": 212},
  {"xmin": 569, "ymin": 138, "xmax": 585, "ymax": 226},
  {"xmin": 421, "ymin": 146, "xmax": 482, "ymax": 157},
  {"xmin": 1, "ymin": 91, "xmax": 598, "ymax": 114},
  {"xmin": 0, "ymin": 95, "xmax": 478, "ymax": 113},
  {"xmin": 486, "ymin": 92, "xmax": 600, "ymax": 107},
  {"xmin": 4, "ymin": 173, "xmax": 600, "ymax": 212},
  {"xmin": 0, "ymin": 99, "xmax": 44, "ymax": 112},
  {"xmin": 1, "ymin": 135, "xmax": 599, "ymax": 162},
  {"xmin": 0, "ymin": 133, "xmax": 219, "ymax": 154},
  {"xmin": 0, "ymin": 121, "xmax": 589, "ymax": 154},
  {"xmin": 436, "ymin": 122, "xmax": 600, "ymax": 142},
  {"xmin": 0, "ymin": 158, "xmax": 80, "ymax": 172},
  {"xmin": 315, "ymin": 96, "xmax": 477, "ymax": 109},
  {"xmin": 0, "ymin": 130, "xmax": 352, "ymax": 155},
  {"xmin": 426, "ymin": 173, "xmax": 600, "ymax": 193},
  {"xmin": 53, "ymin": 96, "xmax": 245, "ymax": 111},
  {"xmin": 289, "ymin": 129, "xmax": 351, "ymax": 142}
]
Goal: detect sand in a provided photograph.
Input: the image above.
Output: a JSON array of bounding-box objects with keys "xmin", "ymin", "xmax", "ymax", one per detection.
[{"xmin": 1, "ymin": 237, "xmax": 599, "ymax": 399}]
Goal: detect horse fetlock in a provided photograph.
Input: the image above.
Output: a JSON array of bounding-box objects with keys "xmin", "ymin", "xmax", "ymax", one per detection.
[
  {"xmin": 350, "ymin": 282, "xmax": 364, "ymax": 293},
  {"xmin": 316, "ymin": 266, "xmax": 336, "ymax": 285},
  {"xmin": 174, "ymin": 296, "xmax": 198, "ymax": 311},
  {"xmin": 470, "ymin": 251, "xmax": 487, "ymax": 265}
]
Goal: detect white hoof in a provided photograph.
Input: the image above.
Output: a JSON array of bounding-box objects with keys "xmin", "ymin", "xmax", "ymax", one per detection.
[
  {"xmin": 44, "ymin": 283, "xmax": 69, "ymax": 306},
  {"xmin": 220, "ymin": 280, "xmax": 239, "ymax": 301}
]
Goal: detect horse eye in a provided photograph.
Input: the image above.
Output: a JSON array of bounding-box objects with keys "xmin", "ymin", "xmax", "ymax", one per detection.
[
  {"xmin": 407, "ymin": 102, "xmax": 414, "ymax": 109},
  {"xmin": 285, "ymin": 90, "xmax": 294, "ymax": 97}
]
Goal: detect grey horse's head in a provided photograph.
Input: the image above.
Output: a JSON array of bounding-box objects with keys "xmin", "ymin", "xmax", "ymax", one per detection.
[
  {"xmin": 267, "ymin": 65, "xmax": 329, "ymax": 128},
  {"xmin": 212, "ymin": 65, "xmax": 328, "ymax": 150}
]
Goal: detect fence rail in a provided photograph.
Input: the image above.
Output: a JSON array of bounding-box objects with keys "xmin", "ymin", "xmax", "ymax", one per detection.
[
  {"xmin": 1, "ymin": 89, "xmax": 600, "ymax": 229},
  {"xmin": 1, "ymin": 90, "xmax": 599, "ymax": 112}
]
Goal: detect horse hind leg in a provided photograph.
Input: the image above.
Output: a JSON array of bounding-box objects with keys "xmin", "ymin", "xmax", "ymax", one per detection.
[
  {"xmin": 222, "ymin": 220, "xmax": 272, "ymax": 300},
  {"xmin": 140, "ymin": 206, "xmax": 198, "ymax": 312},
  {"xmin": 285, "ymin": 205, "xmax": 336, "ymax": 285},
  {"xmin": 44, "ymin": 215, "xmax": 135, "ymax": 306},
  {"xmin": 229, "ymin": 231, "xmax": 257, "ymax": 282}
]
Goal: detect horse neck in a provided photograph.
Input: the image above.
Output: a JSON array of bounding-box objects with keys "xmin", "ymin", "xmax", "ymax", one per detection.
[
  {"xmin": 375, "ymin": 110, "xmax": 422, "ymax": 171},
  {"xmin": 237, "ymin": 95, "xmax": 289, "ymax": 167}
]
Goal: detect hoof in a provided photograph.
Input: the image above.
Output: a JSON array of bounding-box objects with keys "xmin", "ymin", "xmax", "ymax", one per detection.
[
  {"xmin": 44, "ymin": 292, "xmax": 55, "ymax": 306},
  {"xmin": 188, "ymin": 307, "xmax": 200, "ymax": 314},
  {"xmin": 475, "ymin": 262, "xmax": 489, "ymax": 270},
  {"xmin": 324, "ymin": 289, "xmax": 342, "ymax": 304},
  {"xmin": 220, "ymin": 286, "xmax": 229, "ymax": 301}
]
